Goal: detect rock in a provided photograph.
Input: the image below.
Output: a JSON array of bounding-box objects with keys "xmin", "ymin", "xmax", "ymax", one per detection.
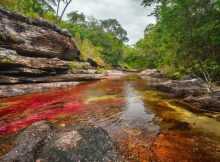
[
  {"xmin": 1, "ymin": 121, "xmax": 124, "ymax": 162},
  {"xmin": 0, "ymin": 48, "xmax": 104, "ymax": 84},
  {"xmin": 0, "ymin": 74, "xmax": 105, "ymax": 85},
  {"xmin": 0, "ymin": 48, "xmax": 70, "ymax": 71},
  {"xmin": 1, "ymin": 121, "xmax": 53, "ymax": 162},
  {"xmin": 152, "ymin": 79, "xmax": 205, "ymax": 97},
  {"xmin": 112, "ymin": 65, "xmax": 129, "ymax": 72},
  {"xmin": 0, "ymin": 48, "xmax": 106, "ymax": 96},
  {"xmin": 140, "ymin": 69, "xmax": 166, "ymax": 78},
  {"xmin": 39, "ymin": 124, "xmax": 123, "ymax": 162},
  {"xmin": 106, "ymin": 70, "xmax": 126, "ymax": 78},
  {"xmin": 0, "ymin": 7, "xmax": 79, "ymax": 60},
  {"xmin": 0, "ymin": 82, "xmax": 82, "ymax": 98},
  {"xmin": 152, "ymin": 78, "xmax": 220, "ymax": 112},
  {"xmin": 184, "ymin": 96, "xmax": 220, "ymax": 112}
]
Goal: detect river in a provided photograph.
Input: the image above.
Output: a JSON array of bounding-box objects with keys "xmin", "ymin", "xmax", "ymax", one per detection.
[{"xmin": 0, "ymin": 75, "xmax": 220, "ymax": 161}]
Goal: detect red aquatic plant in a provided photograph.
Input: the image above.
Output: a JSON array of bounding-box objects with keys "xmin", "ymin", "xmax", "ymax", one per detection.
[{"xmin": 0, "ymin": 101, "xmax": 84, "ymax": 134}]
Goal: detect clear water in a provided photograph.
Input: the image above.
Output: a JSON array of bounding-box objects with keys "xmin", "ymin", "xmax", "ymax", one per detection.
[{"xmin": 0, "ymin": 75, "xmax": 220, "ymax": 161}]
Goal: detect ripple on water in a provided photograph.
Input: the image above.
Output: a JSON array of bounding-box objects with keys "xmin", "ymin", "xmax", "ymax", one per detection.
[{"xmin": 0, "ymin": 76, "xmax": 220, "ymax": 161}]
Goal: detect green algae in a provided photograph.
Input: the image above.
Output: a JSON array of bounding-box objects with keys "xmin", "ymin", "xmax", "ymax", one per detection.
[{"xmin": 84, "ymin": 94, "xmax": 119, "ymax": 104}]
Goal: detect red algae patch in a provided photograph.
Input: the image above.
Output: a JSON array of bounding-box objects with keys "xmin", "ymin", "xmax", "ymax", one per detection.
[
  {"xmin": 0, "ymin": 102, "xmax": 84, "ymax": 134},
  {"xmin": 0, "ymin": 82, "xmax": 93, "ymax": 135}
]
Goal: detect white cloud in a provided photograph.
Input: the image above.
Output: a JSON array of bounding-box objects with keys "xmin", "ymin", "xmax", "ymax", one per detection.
[{"xmin": 60, "ymin": 0, "xmax": 156, "ymax": 45}]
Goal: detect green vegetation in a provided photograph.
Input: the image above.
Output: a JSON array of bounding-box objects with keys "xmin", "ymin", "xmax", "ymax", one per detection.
[
  {"xmin": 0, "ymin": 0, "xmax": 219, "ymax": 84},
  {"xmin": 0, "ymin": 0, "xmax": 127, "ymax": 67},
  {"xmin": 138, "ymin": 0, "xmax": 220, "ymax": 79}
]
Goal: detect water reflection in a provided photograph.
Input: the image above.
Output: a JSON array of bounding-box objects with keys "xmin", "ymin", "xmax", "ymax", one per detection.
[
  {"xmin": 0, "ymin": 76, "xmax": 220, "ymax": 161},
  {"xmin": 120, "ymin": 84, "xmax": 160, "ymax": 137}
]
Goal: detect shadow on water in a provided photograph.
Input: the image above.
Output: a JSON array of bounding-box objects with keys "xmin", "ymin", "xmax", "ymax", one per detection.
[{"xmin": 0, "ymin": 75, "xmax": 220, "ymax": 161}]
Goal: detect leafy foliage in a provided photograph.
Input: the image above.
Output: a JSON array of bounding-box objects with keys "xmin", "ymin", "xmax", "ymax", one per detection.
[{"xmin": 136, "ymin": 0, "xmax": 220, "ymax": 79}]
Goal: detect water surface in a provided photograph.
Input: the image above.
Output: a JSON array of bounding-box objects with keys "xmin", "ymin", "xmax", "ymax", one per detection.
[{"xmin": 0, "ymin": 75, "xmax": 220, "ymax": 161}]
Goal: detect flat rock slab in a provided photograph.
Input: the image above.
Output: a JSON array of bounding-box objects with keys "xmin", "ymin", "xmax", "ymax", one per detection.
[
  {"xmin": 1, "ymin": 121, "xmax": 124, "ymax": 162},
  {"xmin": 152, "ymin": 78, "xmax": 220, "ymax": 112},
  {"xmin": 0, "ymin": 82, "xmax": 82, "ymax": 98}
]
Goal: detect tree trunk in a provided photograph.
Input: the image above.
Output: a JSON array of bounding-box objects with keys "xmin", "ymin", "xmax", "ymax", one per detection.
[
  {"xmin": 58, "ymin": 0, "xmax": 72, "ymax": 22},
  {"xmin": 56, "ymin": 0, "xmax": 61, "ymax": 16}
]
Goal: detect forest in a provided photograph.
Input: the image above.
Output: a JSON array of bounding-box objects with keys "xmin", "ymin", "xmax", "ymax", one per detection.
[{"xmin": 1, "ymin": 0, "xmax": 219, "ymax": 80}]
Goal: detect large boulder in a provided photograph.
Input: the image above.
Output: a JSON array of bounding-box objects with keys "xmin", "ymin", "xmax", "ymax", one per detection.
[
  {"xmin": 1, "ymin": 121, "xmax": 124, "ymax": 162},
  {"xmin": 0, "ymin": 7, "xmax": 79, "ymax": 61}
]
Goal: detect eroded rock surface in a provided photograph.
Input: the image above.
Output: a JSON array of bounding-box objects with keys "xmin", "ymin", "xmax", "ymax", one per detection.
[
  {"xmin": 152, "ymin": 77, "xmax": 220, "ymax": 112},
  {"xmin": 0, "ymin": 47, "xmax": 104, "ymax": 97},
  {"xmin": 0, "ymin": 7, "xmax": 79, "ymax": 60},
  {"xmin": 1, "ymin": 121, "xmax": 124, "ymax": 162}
]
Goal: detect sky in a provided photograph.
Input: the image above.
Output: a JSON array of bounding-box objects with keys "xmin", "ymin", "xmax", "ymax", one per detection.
[{"xmin": 60, "ymin": 0, "xmax": 156, "ymax": 45}]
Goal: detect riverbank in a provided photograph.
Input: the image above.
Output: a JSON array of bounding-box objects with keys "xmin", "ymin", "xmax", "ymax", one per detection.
[{"xmin": 140, "ymin": 69, "xmax": 220, "ymax": 112}]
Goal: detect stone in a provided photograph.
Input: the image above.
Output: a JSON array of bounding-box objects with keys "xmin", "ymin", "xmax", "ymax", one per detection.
[
  {"xmin": 0, "ymin": 121, "xmax": 53, "ymax": 162},
  {"xmin": 152, "ymin": 79, "xmax": 205, "ymax": 97},
  {"xmin": 140, "ymin": 69, "xmax": 166, "ymax": 78},
  {"xmin": 0, "ymin": 74, "xmax": 105, "ymax": 85},
  {"xmin": 0, "ymin": 7, "xmax": 79, "ymax": 61},
  {"xmin": 0, "ymin": 82, "xmax": 82, "ymax": 98},
  {"xmin": 1, "ymin": 121, "xmax": 124, "ymax": 162},
  {"xmin": 152, "ymin": 78, "xmax": 220, "ymax": 112}
]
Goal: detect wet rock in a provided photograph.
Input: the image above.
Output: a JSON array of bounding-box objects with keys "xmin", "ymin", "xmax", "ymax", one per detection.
[
  {"xmin": 39, "ymin": 124, "xmax": 123, "ymax": 162},
  {"xmin": 0, "ymin": 7, "xmax": 79, "ymax": 60},
  {"xmin": 1, "ymin": 121, "xmax": 54, "ymax": 162},
  {"xmin": 1, "ymin": 121, "xmax": 124, "ymax": 162},
  {"xmin": 184, "ymin": 96, "xmax": 220, "ymax": 112},
  {"xmin": 140, "ymin": 69, "xmax": 166, "ymax": 78},
  {"xmin": 152, "ymin": 79, "xmax": 205, "ymax": 97},
  {"xmin": 0, "ymin": 82, "xmax": 82, "ymax": 98},
  {"xmin": 152, "ymin": 78, "xmax": 220, "ymax": 112}
]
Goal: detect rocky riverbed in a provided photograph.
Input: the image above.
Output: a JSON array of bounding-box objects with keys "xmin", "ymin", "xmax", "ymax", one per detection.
[
  {"xmin": 140, "ymin": 69, "xmax": 220, "ymax": 112},
  {"xmin": 1, "ymin": 121, "xmax": 124, "ymax": 162}
]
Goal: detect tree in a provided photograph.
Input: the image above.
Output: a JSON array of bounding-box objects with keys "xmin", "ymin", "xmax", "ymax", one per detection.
[
  {"xmin": 49, "ymin": 0, "xmax": 72, "ymax": 22},
  {"xmin": 139, "ymin": 0, "xmax": 220, "ymax": 93},
  {"xmin": 144, "ymin": 23, "xmax": 154, "ymax": 35},
  {"xmin": 101, "ymin": 19, "xmax": 129, "ymax": 42},
  {"xmin": 67, "ymin": 11, "xmax": 86, "ymax": 24}
]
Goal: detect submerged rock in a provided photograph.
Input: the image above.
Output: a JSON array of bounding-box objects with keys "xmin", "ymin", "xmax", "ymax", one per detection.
[{"xmin": 1, "ymin": 121, "xmax": 124, "ymax": 162}]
